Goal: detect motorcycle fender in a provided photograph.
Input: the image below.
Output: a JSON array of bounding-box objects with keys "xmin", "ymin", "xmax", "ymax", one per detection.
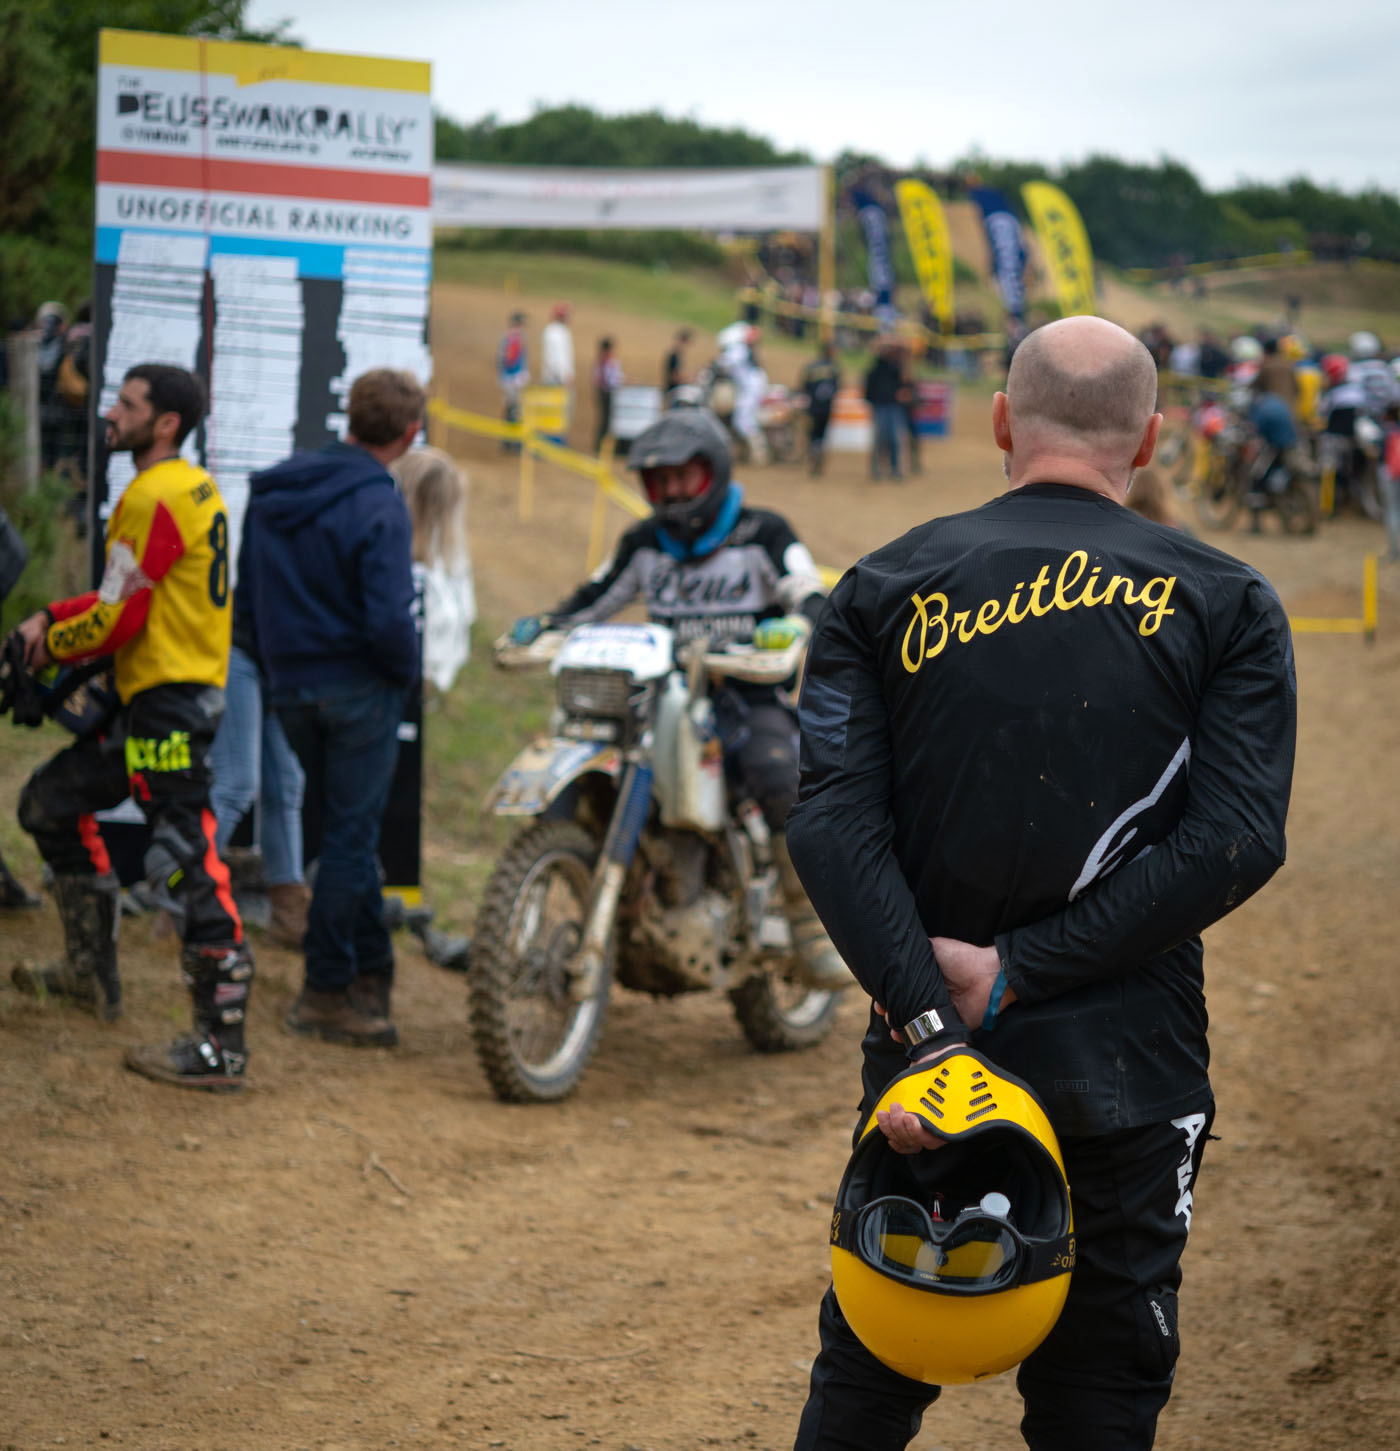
[{"xmin": 487, "ymin": 737, "xmax": 622, "ymax": 816}]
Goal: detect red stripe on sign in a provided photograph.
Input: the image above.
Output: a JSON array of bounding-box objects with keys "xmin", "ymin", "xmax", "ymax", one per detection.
[{"xmin": 97, "ymin": 151, "xmax": 430, "ymax": 207}]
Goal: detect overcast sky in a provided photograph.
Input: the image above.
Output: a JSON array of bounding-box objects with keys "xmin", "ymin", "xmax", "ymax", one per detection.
[{"xmin": 247, "ymin": 0, "xmax": 1399, "ymax": 194}]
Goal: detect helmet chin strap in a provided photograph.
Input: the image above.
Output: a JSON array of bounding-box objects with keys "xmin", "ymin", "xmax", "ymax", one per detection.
[{"xmin": 655, "ymin": 483, "xmax": 744, "ymax": 561}]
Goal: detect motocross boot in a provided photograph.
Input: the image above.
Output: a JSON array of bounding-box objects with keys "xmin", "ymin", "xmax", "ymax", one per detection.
[
  {"xmin": 11, "ymin": 873, "xmax": 122, "ymax": 1020},
  {"xmin": 0, "ymin": 849, "xmax": 40, "ymax": 909},
  {"xmin": 771, "ymin": 835, "xmax": 855, "ymax": 991},
  {"xmin": 123, "ymin": 942, "xmax": 253, "ymax": 1092}
]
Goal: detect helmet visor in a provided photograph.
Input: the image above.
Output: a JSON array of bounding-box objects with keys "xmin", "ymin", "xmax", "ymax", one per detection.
[{"xmin": 858, "ymin": 1197, "xmax": 1022, "ymax": 1293}]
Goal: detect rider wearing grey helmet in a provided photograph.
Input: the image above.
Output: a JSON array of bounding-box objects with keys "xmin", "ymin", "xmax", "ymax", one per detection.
[{"xmin": 508, "ymin": 408, "xmax": 851, "ymax": 990}]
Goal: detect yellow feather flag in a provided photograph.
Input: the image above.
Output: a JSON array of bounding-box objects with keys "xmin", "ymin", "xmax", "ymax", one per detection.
[
  {"xmin": 1021, "ymin": 181, "xmax": 1097, "ymax": 317},
  {"xmin": 895, "ymin": 179, "xmax": 955, "ymax": 335}
]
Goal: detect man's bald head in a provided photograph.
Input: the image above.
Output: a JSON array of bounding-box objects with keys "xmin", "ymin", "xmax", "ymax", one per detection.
[
  {"xmin": 994, "ymin": 316, "xmax": 1162, "ymax": 499},
  {"xmin": 1006, "ymin": 317, "xmax": 1158, "ymax": 441}
]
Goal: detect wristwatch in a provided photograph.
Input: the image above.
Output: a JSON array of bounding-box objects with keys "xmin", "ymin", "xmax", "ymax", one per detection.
[{"xmin": 902, "ymin": 1009, "xmax": 947, "ymax": 1048}]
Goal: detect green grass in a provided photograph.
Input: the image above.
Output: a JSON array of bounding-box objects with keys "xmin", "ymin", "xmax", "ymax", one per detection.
[
  {"xmin": 433, "ymin": 247, "xmax": 743, "ymax": 334},
  {"xmin": 417, "ymin": 619, "xmax": 555, "ymax": 933}
]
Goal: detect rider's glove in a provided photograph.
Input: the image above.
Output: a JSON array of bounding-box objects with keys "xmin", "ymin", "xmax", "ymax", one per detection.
[
  {"xmin": 752, "ymin": 614, "xmax": 811, "ymax": 651},
  {"xmin": 509, "ymin": 614, "xmax": 549, "ymax": 646}
]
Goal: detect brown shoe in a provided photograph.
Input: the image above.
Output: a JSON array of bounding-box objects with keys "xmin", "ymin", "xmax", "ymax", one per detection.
[
  {"xmin": 284, "ymin": 987, "xmax": 397, "ymax": 1047},
  {"xmin": 266, "ymin": 882, "xmax": 310, "ymax": 949}
]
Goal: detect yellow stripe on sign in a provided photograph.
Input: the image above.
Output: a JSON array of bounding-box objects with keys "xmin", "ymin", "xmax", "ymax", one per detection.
[{"xmin": 99, "ymin": 28, "xmax": 431, "ymax": 92}]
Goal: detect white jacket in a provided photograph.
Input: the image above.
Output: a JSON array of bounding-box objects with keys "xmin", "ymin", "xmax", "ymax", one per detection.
[{"xmin": 542, "ymin": 321, "xmax": 575, "ymax": 386}]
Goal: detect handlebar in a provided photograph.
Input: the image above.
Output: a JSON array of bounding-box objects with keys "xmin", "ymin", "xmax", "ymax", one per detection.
[{"xmin": 492, "ymin": 625, "xmax": 809, "ymax": 683}]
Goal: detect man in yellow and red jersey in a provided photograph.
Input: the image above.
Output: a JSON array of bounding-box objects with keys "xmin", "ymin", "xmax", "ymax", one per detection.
[{"xmin": 12, "ymin": 363, "xmax": 253, "ymax": 1092}]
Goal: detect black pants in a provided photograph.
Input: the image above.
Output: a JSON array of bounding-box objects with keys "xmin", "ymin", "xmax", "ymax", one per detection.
[
  {"xmin": 721, "ymin": 696, "xmax": 800, "ymax": 831},
  {"xmin": 794, "ymin": 1106, "xmax": 1215, "ymax": 1451},
  {"xmin": 18, "ymin": 683, "xmax": 243, "ymax": 948},
  {"xmin": 273, "ymin": 676, "xmax": 406, "ymax": 990}
]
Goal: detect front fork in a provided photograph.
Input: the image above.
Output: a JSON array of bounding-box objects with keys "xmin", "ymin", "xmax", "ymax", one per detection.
[{"xmin": 570, "ymin": 758, "xmax": 654, "ymax": 1002}]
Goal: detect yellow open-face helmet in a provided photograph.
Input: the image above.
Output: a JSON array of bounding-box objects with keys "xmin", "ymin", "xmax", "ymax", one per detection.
[{"xmin": 829, "ymin": 1050, "xmax": 1074, "ymax": 1386}]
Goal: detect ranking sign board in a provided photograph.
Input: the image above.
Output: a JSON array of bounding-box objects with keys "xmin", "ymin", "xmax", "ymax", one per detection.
[{"xmin": 91, "ymin": 30, "xmax": 433, "ymax": 895}]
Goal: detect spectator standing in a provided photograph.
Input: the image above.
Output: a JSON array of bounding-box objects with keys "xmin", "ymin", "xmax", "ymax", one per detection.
[
  {"xmin": 898, "ymin": 345, "xmax": 922, "ymax": 477},
  {"xmin": 663, "ymin": 328, "xmax": 693, "ymax": 395},
  {"xmin": 800, "ymin": 342, "xmax": 841, "ymax": 477},
  {"xmin": 0, "ymin": 499, "xmax": 40, "ymax": 910},
  {"xmin": 496, "ymin": 311, "xmax": 529, "ymax": 447},
  {"xmin": 1197, "ymin": 330, "xmax": 1229, "ymax": 380},
  {"xmin": 540, "ymin": 302, "xmax": 575, "ymax": 443},
  {"xmin": 207, "ymin": 595, "xmax": 308, "ymax": 950},
  {"xmin": 237, "ymin": 369, "xmax": 423, "ymax": 1047},
  {"xmin": 787, "ymin": 316, "xmax": 1295, "ymax": 1449},
  {"xmin": 13, "ymin": 364, "xmax": 253, "ymax": 1091},
  {"xmin": 394, "ymin": 445, "xmax": 476, "ymax": 694},
  {"xmin": 863, "ymin": 341, "xmax": 904, "ymax": 481},
  {"xmin": 1253, "ymin": 335, "xmax": 1299, "ymax": 410},
  {"xmin": 593, "ymin": 337, "xmax": 623, "ymax": 452}
]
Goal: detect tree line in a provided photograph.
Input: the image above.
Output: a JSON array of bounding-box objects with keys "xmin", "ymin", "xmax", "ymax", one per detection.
[{"xmin": 4, "ymin": 17, "xmax": 1398, "ymax": 328}]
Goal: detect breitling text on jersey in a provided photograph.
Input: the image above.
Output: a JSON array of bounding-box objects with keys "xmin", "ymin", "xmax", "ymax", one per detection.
[{"xmin": 900, "ymin": 549, "xmax": 1178, "ymax": 674}]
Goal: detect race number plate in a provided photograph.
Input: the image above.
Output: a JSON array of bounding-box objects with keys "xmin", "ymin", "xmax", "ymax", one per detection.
[{"xmin": 552, "ymin": 623, "xmax": 675, "ymax": 681}]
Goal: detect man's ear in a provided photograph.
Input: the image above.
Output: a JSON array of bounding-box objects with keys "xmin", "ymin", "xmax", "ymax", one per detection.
[
  {"xmin": 992, "ymin": 392, "xmax": 1012, "ymax": 452},
  {"xmin": 1133, "ymin": 413, "xmax": 1163, "ymax": 468},
  {"xmin": 153, "ymin": 410, "xmax": 183, "ymax": 448}
]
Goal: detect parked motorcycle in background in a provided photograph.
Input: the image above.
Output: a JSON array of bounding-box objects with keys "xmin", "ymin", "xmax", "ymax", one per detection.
[{"xmin": 471, "ymin": 620, "xmax": 842, "ymax": 1103}]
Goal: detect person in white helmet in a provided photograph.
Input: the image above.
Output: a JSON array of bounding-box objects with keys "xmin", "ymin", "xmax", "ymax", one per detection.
[{"xmin": 1348, "ymin": 331, "xmax": 1400, "ymax": 417}]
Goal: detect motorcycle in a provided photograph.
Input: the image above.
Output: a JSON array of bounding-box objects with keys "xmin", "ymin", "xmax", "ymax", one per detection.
[
  {"xmin": 1316, "ymin": 418, "xmax": 1384, "ymax": 522},
  {"xmin": 1193, "ymin": 408, "xmax": 1318, "ymax": 535},
  {"xmin": 471, "ymin": 620, "xmax": 841, "ymax": 1103}
]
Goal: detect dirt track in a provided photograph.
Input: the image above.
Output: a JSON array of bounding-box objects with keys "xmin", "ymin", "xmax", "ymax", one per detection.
[{"xmin": 3, "ymin": 281, "xmax": 1399, "ymax": 1450}]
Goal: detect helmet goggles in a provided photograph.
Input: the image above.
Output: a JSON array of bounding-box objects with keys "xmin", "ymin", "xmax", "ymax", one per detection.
[{"xmin": 834, "ymin": 1192, "xmax": 1074, "ymax": 1297}]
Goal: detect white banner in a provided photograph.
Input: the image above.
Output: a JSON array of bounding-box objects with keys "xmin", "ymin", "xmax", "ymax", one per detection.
[{"xmin": 432, "ymin": 162, "xmax": 826, "ymax": 232}]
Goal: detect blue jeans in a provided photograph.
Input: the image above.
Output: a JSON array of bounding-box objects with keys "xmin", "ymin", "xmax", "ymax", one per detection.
[
  {"xmin": 871, "ymin": 404, "xmax": 902, "ymax": 479},
  {"xmin": 209, "ymin": 645, "xmax": 306, "ymax": 886},
  {"xmin": 273, "ymin": 677, "xmax": 407, "ymax": 991}
]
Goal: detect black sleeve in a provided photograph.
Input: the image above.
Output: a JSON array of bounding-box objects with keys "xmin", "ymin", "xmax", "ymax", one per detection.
[
  {"xmin": 997, "ymin": 577, "xmax": 1296, "ymax": 1002},
  {"xmin": 787, "ymin": 573, "xmax": 970, "ymax": 1051},
  {"xmin": 550, "ymin": 527, "xmax": 644, "ymax": 623}
]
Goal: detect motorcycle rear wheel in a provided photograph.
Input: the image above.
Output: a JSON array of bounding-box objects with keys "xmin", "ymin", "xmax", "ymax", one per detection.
[
  {"xmin": 469, "ymin": 819, "xmax": 609, "ymax": 1103},
  {"xmin": 729, "ymin": 967, "xmax": 839, "ymax": 1052}
]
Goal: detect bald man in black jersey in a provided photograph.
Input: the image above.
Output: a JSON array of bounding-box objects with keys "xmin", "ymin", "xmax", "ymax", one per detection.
[{"xmin": 789, "ymin": 316, "xmax": 1296, "ymax": 1450}]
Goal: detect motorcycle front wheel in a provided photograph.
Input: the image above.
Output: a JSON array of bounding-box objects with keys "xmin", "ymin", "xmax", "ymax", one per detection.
[
  {"xmin": 729, "ymin": 968, "xmax": 839, "ymax": 1052},
  {"xmin": 469, "ymin": 819, "xmax": 609, "ymax": 1103},
  {"xmin": 1276, "ymin": 477, "xmax": 1320, "ymax": 535}
]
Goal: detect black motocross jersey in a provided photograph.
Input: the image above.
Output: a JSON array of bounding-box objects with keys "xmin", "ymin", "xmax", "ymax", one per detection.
[
  {"xmin": 550, "ymin": 498, "xmax": 825, "ymax": 644},
  {"xmin": 790, "ymin": 483, "xmax": 1296, "ymax": 1135}
]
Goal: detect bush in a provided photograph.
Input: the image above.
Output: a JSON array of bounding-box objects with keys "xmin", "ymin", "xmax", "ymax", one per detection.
[{"xmin": 0, "ymin": 466, "xmax": 87, "ymax": 636}]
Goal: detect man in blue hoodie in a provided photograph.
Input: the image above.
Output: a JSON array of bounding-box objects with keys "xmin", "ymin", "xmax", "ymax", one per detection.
[{"xmin": 237, "ymin": 368, "xmax": 424, "ymax": 1046}]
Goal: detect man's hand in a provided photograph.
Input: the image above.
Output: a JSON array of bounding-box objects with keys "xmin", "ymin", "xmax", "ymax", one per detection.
[
  {"xmin": 752, "ymin": 614, "xmax": 810, "ymax": 651},
  {"xmin": 508, "ymin": 614, "xmax": 548, "ymax": 646},
  {"xmin": 875, "ymin": 1100, "xmax": 948, "ymax": 1155},
  {"xmin": 870, "ymin": 1001, "xmax": 955, "ymax": 1154},
  {"xmin": 930, "ymin": 937, "xmax": 1016, "ymax": 1026},
  {"xmin": 17, "ymin": 613, "xmax": 52, "ymax": 671}
]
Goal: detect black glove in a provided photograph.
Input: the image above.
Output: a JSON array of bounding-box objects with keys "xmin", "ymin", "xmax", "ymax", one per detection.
[{"xmin": 0, "ymin": 630, "xmax": 45, "ymax": 727}]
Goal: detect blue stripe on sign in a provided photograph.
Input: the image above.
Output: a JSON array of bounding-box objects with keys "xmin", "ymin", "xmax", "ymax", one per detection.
[
  {"xmin": 799, "ymin": 678, "xmax": 851, "ymax": 753},
  {"xmin": 96, "ymin": 227, "xmax": 431, "ymax": 281}
]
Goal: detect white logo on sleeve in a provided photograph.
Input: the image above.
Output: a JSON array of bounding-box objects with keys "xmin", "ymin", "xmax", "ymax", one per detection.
[
  {"xmin": 1170, "ymin": 1112, "xmax": 1207, "ymax": 1229},
  {"xmin": 1069, "ymin": 737, "xmax": 1191, "ymax": 901},
  {"xmin": 98, "ymin": 540, "xmax": 152, "ymax": 605}
]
